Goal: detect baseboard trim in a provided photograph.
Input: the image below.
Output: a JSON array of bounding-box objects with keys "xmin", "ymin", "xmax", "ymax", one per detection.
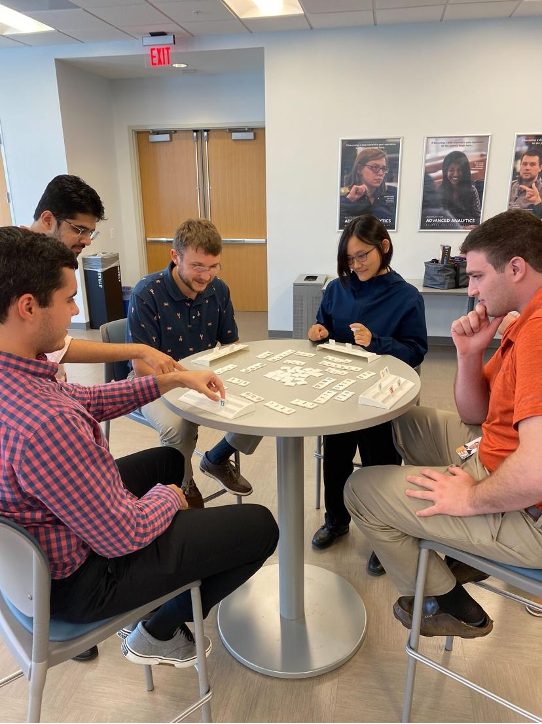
[
  {"xmin": 69, "ymin": 322, "xmax": 91, "ymax": 330},
  {"xmin": 268, "ymin": 330, "xmax": 294, "ymax": 339}
]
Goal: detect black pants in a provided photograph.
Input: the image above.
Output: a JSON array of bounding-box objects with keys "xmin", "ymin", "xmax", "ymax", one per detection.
[
  {"xmin": 51, "ymin": 447, "xmax": 279, "ymax": 630},
  {"xmin": 323, "ymin": 421, "xmax": 401, "ymax": 528}
]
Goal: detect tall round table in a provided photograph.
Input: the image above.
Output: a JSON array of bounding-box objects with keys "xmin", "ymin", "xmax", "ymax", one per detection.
[{"xmin": 163, "ymin": 339, "xmax": 420, "ymax": 679}]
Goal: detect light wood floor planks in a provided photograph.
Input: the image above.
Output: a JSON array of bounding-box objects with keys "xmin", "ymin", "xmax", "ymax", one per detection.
[{"xmin": 1, "ymin": 316, "xmax": 540, "ymax": 722}]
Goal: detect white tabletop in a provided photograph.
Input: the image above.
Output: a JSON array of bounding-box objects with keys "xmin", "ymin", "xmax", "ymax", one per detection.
[{"xmin": 163, "ymin": 339, "xmax": 420, "ymax": 438}]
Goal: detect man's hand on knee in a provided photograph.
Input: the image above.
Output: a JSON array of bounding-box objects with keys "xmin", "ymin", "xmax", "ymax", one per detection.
[
  {"xmin": 405, "ymin": 466, "xmax": 477, "ymax": 517},
  {"xmin": 167, "ymin": 485, "xmax": 189, "ymax": 509}
]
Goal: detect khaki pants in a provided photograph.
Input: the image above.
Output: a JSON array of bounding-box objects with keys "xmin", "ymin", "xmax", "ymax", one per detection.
[
  {"xmin": 141, "ymin": 397, "xmax": 262, "ymax": 484},
  {"xmin": 344, "ymin": 407, "xmax": 542, "ymax": 596}
]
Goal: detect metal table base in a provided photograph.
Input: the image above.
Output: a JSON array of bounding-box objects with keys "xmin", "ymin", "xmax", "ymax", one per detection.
[
  {"xmin": 217, "ymin": 563, "xmax": 366, "ymax": 678},
  {"xmin": 217, "ymin": 436, "xmax": 367, "ymax": 678}
]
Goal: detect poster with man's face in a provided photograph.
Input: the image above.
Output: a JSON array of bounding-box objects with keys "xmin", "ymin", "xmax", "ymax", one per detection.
[
  {"xmin": 338, "ymin": 138, "xmax": 402, "ymax": 231},
  {"xmin": 419, "ymin": 135, "xmax": 490, "ymax": 231},
  {"xmin": 508, "ymin": 135, "xmax": 542, "ymax": 217}
]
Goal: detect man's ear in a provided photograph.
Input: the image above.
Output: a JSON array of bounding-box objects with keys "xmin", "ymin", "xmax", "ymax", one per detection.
[
  {"xmin": 508, "ymin": 256, "xmax": 527, "ymax": 283},
  {"xmin": 16, "ymin": 294, "xmax": 38, "ymax": 321},
  {"xmin": 40, "ymin": 211, "xmax": 56, "ymax": 233}
]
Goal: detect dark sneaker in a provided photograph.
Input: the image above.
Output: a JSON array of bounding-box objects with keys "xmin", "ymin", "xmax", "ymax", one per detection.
[
  {"xmin": 199, "ymin": 453, "xmax": 253, "ymax": 496},
  {"xmin": 182, "ymin": 477, "xmax": 204, "ymax": 509},
  {"xmin": 366, "ymin": 551, "xmax": 385, "ymax": 577},
  {"xmin": 393, "ymin": 596, "xmax": 493, "ymax": 639},
  {"xmin": 121, "ymin": 622, "xmax": 212, "ymax": 668},
  {"xmin": 72, "ymin": 645, "xmax": 99, "ymax": 662},
  {"xmin": 311, "ymin": 523, "xmax": 349, "ymax": 549}
]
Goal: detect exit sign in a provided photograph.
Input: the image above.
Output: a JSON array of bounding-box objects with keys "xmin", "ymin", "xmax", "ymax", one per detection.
[{"xmin": 149, "ymin": 46, "xmax": 171, "ymax": 67}]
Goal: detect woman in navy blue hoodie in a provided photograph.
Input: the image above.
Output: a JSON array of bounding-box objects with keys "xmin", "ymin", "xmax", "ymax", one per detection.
[{"xmin": 309, "ymin": 215, "xmax": 427, "ymax": 575}]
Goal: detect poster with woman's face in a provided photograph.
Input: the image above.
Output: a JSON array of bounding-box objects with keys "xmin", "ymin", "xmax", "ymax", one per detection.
[
  {"xmin": 338, "ymin": 137, "xmax": 402, "ymax": 232},
  {"xmin": 419, "ymin": 135, "xmax": 490, "ymax": 231},
  {"xmin": 508, "ymin": 135, "xmax": 542, "ymax": 216}
]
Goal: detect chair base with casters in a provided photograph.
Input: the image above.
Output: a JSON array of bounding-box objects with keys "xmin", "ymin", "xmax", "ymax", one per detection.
[
  {"xmin": 99, "ymin": 318, "xmax": 242, "ymax": 506},
  {"xmin": 402, "ymin": 539, "xmax": 542, "ymax": 723},
  {"xmin": 0, "ymin": 517, "xmax": 212, "ymax": 723}
]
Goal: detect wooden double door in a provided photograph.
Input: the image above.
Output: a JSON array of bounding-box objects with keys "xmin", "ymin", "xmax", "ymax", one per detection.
[{"xmin": 137, "ymin": 128, "xmax": 267, "ymax": 312}]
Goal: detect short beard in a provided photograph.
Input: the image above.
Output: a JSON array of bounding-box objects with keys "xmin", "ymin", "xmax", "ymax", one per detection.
[{"xmin": 176, "ymin": 269, "xmax": 209, "ymax": 294}]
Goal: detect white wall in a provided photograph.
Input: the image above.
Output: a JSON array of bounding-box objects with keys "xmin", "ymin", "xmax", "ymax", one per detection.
[
  {"xmin": 56, "ymin": 60, "xmax": 125, "ymax": 323},
  {"xmin": 110, "ymin": 71, "xmax": 265, "ymax": 285},
  {"xmin": 262, "ymin": 19, "xmax": 542, "ymax": 331},
  {"xmin": 1, "ymin": 19, "xmax": 542, "ymax": 334},
  {"xmin": 0, "ymin": 49, "xmax": 67, "ymax": 224}
]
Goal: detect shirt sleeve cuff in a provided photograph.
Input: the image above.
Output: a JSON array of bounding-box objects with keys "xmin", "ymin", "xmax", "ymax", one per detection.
[{"xmin": 132, "ymin": 375, "xmax": 161, "ymax": 407}]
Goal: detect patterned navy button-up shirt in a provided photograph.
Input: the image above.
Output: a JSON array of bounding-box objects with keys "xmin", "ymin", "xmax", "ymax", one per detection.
[{"xmin": 127, "ymin": 263, "xmax": 238, "ymax": 361}]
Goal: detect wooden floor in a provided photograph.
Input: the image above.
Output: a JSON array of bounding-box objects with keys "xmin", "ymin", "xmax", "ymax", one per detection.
[{"xmin": 1, "ymin": 314, "xmax": 541, "ymax": 723}]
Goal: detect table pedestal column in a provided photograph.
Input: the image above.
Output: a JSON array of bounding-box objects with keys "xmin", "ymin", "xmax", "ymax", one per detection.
[{"xmin": 217, "ymin": 437, "xmax": 367, "ymax": 678}]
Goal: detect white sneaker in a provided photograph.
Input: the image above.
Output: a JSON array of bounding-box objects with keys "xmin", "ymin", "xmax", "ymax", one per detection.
[{"xmin": 121, "ymin": 622, "xmax": 212, "ymax": 668}]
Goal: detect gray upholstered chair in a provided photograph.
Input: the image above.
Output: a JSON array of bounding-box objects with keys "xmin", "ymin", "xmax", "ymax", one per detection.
[
  {"xmin": 0, "ymin": 517, "xmax": 212, "ymax": 723},
  {"xmin": 99, "ymin": 318, "xmax": 240, "ymax": 506},
  {"xmin": 402, "ymin": 539, "xmax": 542, "ymax": 723}
]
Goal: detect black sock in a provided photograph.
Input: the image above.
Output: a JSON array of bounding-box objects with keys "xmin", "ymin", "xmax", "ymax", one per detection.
[
  {"xmin": 435, "ymin": 581, "xmax": 487, "ymax": 626},
  {"xmin": 206, "ymin": 437, "xmax": 236, "ymax": 465},
  {"xmin": 144, "ymin": 592, "xmax": 191, "ymax": 640}
]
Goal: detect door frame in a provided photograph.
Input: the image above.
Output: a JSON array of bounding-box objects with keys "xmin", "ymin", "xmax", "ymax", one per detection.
[
  {"xmin": 0, "ymin": 120, "xmax": 15, "ymax": 224},
  {"xmin": 129, "ymin": 122, "xmax": 266, "ymax": 281}
]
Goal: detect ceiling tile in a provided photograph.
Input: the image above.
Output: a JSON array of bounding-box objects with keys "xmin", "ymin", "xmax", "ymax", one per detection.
[
  {"xmin": 376, "ymin": 4, "xmax": 444, "ymax": 22},
  {"xmin": 242, "ymin": 15, "xmax": 311, "ymax": 30},
  {"xmin": 1, "ymin": 0, "xmax": 79, "ymax": 11},
  {"xmin": 70, "ymin": 0, "xmax": 147, "ymax": 7},
  {"xmin": 153, "ymin": 0, "xmax": 235, "ymax": 23},
  {"xmin": 301, "ymin": 0, "xmax": 371, "ymax": 10},
  {"xmin": 122, "ymin": 21, "xmax": 190, "ymax": 36},
  {"xmin": 307, "ymin": 10, "xmax": 374, "ymax": 27},
  {"xmin": 512, "ymin": 0, "xmax": 542, "ymax": 15},
  {"xmin": 89, "ymin": 3, "xmax": 170, "ymax": 25},
  {"xmin": 65, "ymin": 25, "xmax": 132, "ymax": 38},
  {"xmin": 8, "ymin": 28, "xmax": 80, "ymax": 42},
  {"xmin": 444, "ymin": 1, "xmax": 517, "ymax": 19},
  {"xmin": 376, "ymin": 0, "xmax": 444, "ymax": 8},
  {"xmin": 0, "ymin": 34, "xmax": 28, "ymax": 45},
  {"xmin": 23, "ymin": 8, "xmax": 113, "ymax": 29},
  {"xmin": 177, "ymin": 18, "xmax": 249, "ymax": 34}
]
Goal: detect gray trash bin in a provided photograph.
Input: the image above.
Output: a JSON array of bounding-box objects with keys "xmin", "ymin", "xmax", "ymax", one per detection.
[{"xmin": 292, "ymin": 274, "xmax": 327, "ymax": 339}]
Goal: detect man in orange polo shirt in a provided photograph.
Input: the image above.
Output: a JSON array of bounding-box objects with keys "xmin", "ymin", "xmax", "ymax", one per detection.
[{"xmin": 345, "ymin": 209, "xmax": 542, "ymax": 638}]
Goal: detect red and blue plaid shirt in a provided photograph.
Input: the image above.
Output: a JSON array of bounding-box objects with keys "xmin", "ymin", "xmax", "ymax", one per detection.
[{"xmin": 0, "ymin": 352, "xmax": 181, "ymax": 579}]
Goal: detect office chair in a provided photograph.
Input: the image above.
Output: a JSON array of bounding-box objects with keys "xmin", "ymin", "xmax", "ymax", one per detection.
[
  {"xmin": 402, "ymin": 539, "xmax": 542, "ymax": 723},
  {"xmin": 99, "ymin": 318, "xmax": 241, "ymax": 505},
  {"xmin": 0, "ymin": 517, "xmax": 212, "ymax": 723}
]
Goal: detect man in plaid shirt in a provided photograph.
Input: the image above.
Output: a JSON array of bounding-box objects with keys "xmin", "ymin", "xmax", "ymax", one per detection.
[{"xmin": 0, "ymin": 227, "xmax": 278, "ymax": 669}]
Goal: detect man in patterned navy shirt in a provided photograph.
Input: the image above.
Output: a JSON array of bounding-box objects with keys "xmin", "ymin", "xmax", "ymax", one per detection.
[{"xmin": 128, "ymin": 219, "xmax": 261, "ymax": 506}]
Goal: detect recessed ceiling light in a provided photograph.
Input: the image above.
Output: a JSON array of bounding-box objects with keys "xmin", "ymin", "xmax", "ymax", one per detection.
[
  {"xmin": 172, "ymin": 63, "xmax": 188, "ymax": 68},
  {"xmin": 222, "ymin": 0, "xmax": 303, "ymax": 19},
  {"xmin": 0, "ymin": 2, "xmax": 53, "ymax": 35}
]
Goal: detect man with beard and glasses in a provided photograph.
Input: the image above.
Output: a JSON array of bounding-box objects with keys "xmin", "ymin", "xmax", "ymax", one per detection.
[{"xmin": 127, "ymin": 219, "xmax": 262, "ymax": 509}]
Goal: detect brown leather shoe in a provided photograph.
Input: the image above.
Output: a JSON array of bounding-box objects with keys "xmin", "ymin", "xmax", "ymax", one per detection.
[
  {"xmin": 445, "ymin": 557, "xmax": 489, "ymax": 585},
  {"xmin": 182, "ymin": 478, "xmax": 204, "ymax": 509},
  {"xmin": 393, "ymin": 596, "xmax": 493, "ymax": 639},
  {"xmin": 199, "ymin": 454, "xmax": 253, "ymax": 496}
]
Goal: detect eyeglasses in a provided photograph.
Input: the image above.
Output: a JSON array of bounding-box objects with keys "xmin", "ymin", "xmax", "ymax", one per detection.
[
  {"xmin": 189, "ymin": 262, "xmax": 221, "ymax": 275},
  {"xmin": 363, "ymin": 164, "xmax": 388, "ymax": 175},
  {"xmin": 57, "ymin": 218, "xmax": 99, "ymax": 241},
  {"xmin": 346, "ymin": 247, "xmax": 377, "ymax": 267}
]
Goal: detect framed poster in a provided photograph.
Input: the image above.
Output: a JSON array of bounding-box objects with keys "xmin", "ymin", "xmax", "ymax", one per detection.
[
  {"xmin": 508, "ymin": 134, "xmax": 542, "ymax": 218},
  {"xmin": 338, "ymin": 137, "xmax": 402, "ymax": 232},
  {"xmin": 419, "ymin": 135, "xmax": 491, "ymax": 231}
]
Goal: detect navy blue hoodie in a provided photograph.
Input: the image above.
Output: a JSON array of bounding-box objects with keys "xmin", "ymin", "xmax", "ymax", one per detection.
[{"xmin": 316, "ymin": 270, "xmax": 427, "ymax": 367}]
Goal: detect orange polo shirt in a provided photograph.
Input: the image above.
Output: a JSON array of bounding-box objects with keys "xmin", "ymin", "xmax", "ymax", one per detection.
[{"xmin": 480, "ymin": 287, "xmax": 542, "ymax": 509}]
